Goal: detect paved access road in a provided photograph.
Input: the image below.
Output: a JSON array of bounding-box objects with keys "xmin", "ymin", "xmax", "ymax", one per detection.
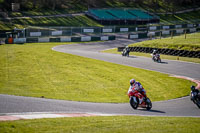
[{"xmin": 0, "ymin": 37, "xmax": 200, "ymax": 117}]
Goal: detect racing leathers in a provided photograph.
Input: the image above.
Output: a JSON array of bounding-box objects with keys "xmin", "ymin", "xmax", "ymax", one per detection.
[
  {"xmin": 152, "ymin": 50, "xmax": 157, "ymax": 60},
  {"xmin": 127, "ymin": 82, "xmax": 147, "ymax": 99}
]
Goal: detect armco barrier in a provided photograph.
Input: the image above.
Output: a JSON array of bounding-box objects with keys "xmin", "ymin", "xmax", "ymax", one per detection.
[
  {"xmin": 118, "ymin": 47, "xmax": 200, "ymax": 58},
  {"xmin": 8, "ymin": 35, "xmax": 116, "ymax": 44},
  {"xmin": 108, "ymin": 36, "xmax": 116, "ymax": 40},
  {"xmin": 71, "ymin": 37, "xmax": 81, "ymax": 42},
  {"xmin": 50, "ymin": 38, "xmax": 60, "ymax": 42},
  {"xmin": 91, "ymin": 36, "xmax": 101, "ymax": 41},
  {"xmin": 26, "ymin": 38, "xmax": 38, "ymax": 43}
]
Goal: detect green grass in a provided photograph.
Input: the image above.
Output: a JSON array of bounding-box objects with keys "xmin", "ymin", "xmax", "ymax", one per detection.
[
  {"xmin": 0, "ymin": 21, "xmax": 24, "ymax": 31},
  {"xmin": 0, "ymin": 15, "xmax": 102, "ymax": 30},
  {"xmin": 159, "ymin": 10, "xmax": 200, "ymax": 24},
  {"xmin": 11, "ymin": 15, "xmax": 102, "ymax": 27},
  {"xmin": 1, "ymin": 8, "xmax": 200, "ymax": 30},
  {"xmin": 8, "ymin": 9, "xmax": 84, "ymax": 17},
  {"xmin": 129, "ymin": 32, "xmax": 200, "ymax": 51},
  {"xmin": 0, "ymin": 42, "xmax": 194, "ymax": 103},
  {"xmin": 1, "ymin": 116, "xmax": 200, "ymax": 133}
]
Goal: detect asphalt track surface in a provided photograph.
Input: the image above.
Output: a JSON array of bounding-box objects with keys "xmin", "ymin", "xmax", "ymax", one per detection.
[{"xmin": 1, "ymin": 37, "xmax": 200, "ymax": 117}]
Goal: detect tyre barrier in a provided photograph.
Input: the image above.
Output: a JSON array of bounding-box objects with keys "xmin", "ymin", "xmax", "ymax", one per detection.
[
  {"xmin": 5, "ymin": 35, "xmax": 116, "ymax": 44},
  {"xmin": 118, "ymin": 47, "xmax": 200, "ymax": 58}
]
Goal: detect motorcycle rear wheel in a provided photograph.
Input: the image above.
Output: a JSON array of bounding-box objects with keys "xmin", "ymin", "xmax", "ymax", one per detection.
[{"xmin": 195, "ymin": 98, "xmax": 200, "ymax": 109}]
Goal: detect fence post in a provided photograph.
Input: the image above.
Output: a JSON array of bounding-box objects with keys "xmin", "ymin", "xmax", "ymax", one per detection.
[
  {"xmin": 171, "ymin": 30, "xmax": 173, "ymax": 39},
  {"xmin": 23, "ymin": 28, "xmax": 25, "ymax": 38},
  {"xmin": 160, "ymin": 31, "xmax": 162, "ymax": 39},
  {"xmin": 184, "ymin": 29, "xmax": 187, "ymax": 39}
]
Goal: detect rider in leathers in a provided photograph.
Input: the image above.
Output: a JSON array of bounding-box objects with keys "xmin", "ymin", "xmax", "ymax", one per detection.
[
  {"xmin": 191, "ymin": 85, "xmax": 200, "ymax": 100},
  {"xmin": 127, "ymin": 79, "xmax": 147, "ymax": 100},
  {"xmin": 152, "ymin": 49, "xmax": 157, "ymax": 60}
]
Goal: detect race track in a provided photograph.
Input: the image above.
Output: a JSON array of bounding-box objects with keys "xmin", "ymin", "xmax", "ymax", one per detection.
[{"xmin": 1, "ymin": 37, "xmax": 200, "ymax": 117}]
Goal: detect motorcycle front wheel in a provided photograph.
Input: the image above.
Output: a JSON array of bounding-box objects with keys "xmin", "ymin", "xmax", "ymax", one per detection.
[
  {"xmin": 130, "ymin": 96, "xmax": 138, "ymax": 109},
  {"xmin": 146, "ymin": 98, "xmax": 152, "ymax": 110}
]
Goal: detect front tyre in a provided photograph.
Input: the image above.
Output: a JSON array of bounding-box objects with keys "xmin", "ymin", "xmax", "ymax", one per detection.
[
  {"xmin": 146, "ymin": 98, "xmax": 152, "ymax": 110},
  {"xmin": 130, "ymin": 96, "xmax": 138, "ymax": 109}
]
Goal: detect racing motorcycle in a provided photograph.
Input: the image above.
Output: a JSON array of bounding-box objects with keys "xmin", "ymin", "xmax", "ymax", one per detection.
[
  {"xmin": 190, "ymin": 85, "xmax": 200, "ymax": 108},
  {"xmin": 152, "ymin": 53, "xmax": 161, "ymax": 63},
  {"xmin": 122, "ymin": 47, "xmax": 130, "ymax": 57},
  {"xmin": 129, "ymin": 90, "xmax": 152, "ymax": 110}
]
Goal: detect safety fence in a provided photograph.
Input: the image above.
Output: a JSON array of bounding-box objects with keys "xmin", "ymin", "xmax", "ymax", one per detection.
[
  {"xmin": 128, "ymin": 23, "xmax": 200, "ymax": 39},
  {"xmin": 5, "ymin": 35, "xmax": 116, "ymax": 44},
  {"xmin": 8, "ymin": 23, "xmax": 199, "ymax": 38},
  {"xmin": 128, "ymin": 28, "xmax": 200, "ymax": 39},
  {"xmin": 118, "ymin": 47, "xmax": 200, "ymax": 58},
  {"xmin": 2, "ymin": 23, "xmax": 200, "ymax": 44}
]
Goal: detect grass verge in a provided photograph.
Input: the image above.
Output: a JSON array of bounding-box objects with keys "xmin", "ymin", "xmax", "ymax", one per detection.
[
  {"xmin": 0, "ymin": 42, "xmax": 195, "ymax": 103},
  {"xmin": 0, "ymin": 116, "xmax": 200, "ymax": 133},
  {"xmin": 159, "ymin": 10, "xmax": 200, "ymax": 24},
  {"xmin": 129, "ymin": 32, "xmax": 200, "ymax": 51}
]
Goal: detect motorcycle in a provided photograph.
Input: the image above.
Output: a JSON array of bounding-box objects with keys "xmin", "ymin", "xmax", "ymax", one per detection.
[
  {"xmin": 122, "ymin": 48, "xmax": 130, "ymax": 57},
  {"xmin": 190, "ymin": 86, "xmax": 200, "ymax": 108},
  {"xmin": 129, "ymin": 90, "xmax": 152, "ymax": 110},
  {"xmin": 152, "ymin": 53, "xmax": 161, "ymax": 63}
]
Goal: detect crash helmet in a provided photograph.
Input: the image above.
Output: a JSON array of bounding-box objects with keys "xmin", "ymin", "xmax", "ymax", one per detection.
[
  {"xmin": 130, "ymin": 79, "xmax": 135, "ymax": 85},
  {"xmin": 191, "ymin": 85, "xmax": 196, "ymax": 91},
  {"xmin": 153, "ymin": 49, "xmax": 157, "ymax": 53}
]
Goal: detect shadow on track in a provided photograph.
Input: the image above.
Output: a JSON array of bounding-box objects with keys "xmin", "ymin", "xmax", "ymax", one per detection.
[
  {"xmin": 152, "ymin": 61, "xmax": 168, "ymax": 64},
  {"xmin": 160, "ymin": 61, "xmax": 168, "ymax": 64},
  {"xmin": 123, "ymin": 56, "xmax": 137, "ymax": 58},
  {"xmin": 138, "ymin": 109, "xmax": 166, "ymax": 113}
]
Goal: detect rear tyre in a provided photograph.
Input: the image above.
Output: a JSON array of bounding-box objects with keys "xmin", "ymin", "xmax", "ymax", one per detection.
[
  {"xmin": 195, "ymin": 98, "xmax": 200, "ymax": 109},
  {"xmin": 130, "ymin": 97, "xmax": 138, "ymax": 109}
]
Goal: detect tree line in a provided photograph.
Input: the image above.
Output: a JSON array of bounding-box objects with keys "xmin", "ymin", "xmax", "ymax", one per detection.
[{"xmin": 0, "ymin": 0, "xmax": 199, "ymax": 12}]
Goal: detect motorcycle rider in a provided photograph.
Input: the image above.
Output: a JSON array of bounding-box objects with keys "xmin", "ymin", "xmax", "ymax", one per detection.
[
  {"xmin": 191, "ymin": 85, "xmax": 200, "ymax": 100},
  {"xmin": 122, "ymin": 46, "xmax": 130, "ymax": 57},
  {"xmin": 127, "ymin": 79, "xmax": 147, "ymax": 100},
  {"xmin": 152, "ymin": 49, "xmax": 158, "ymax": 60}
]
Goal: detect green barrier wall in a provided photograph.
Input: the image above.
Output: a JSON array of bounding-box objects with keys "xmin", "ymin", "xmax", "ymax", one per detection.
[
  {"xmin": 26, "ymin": 38, "xmax": 38, "ymax": 43},
  {"xmin": 50, "ymin": 38, "xmax": 61, "ymax": 42}
]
